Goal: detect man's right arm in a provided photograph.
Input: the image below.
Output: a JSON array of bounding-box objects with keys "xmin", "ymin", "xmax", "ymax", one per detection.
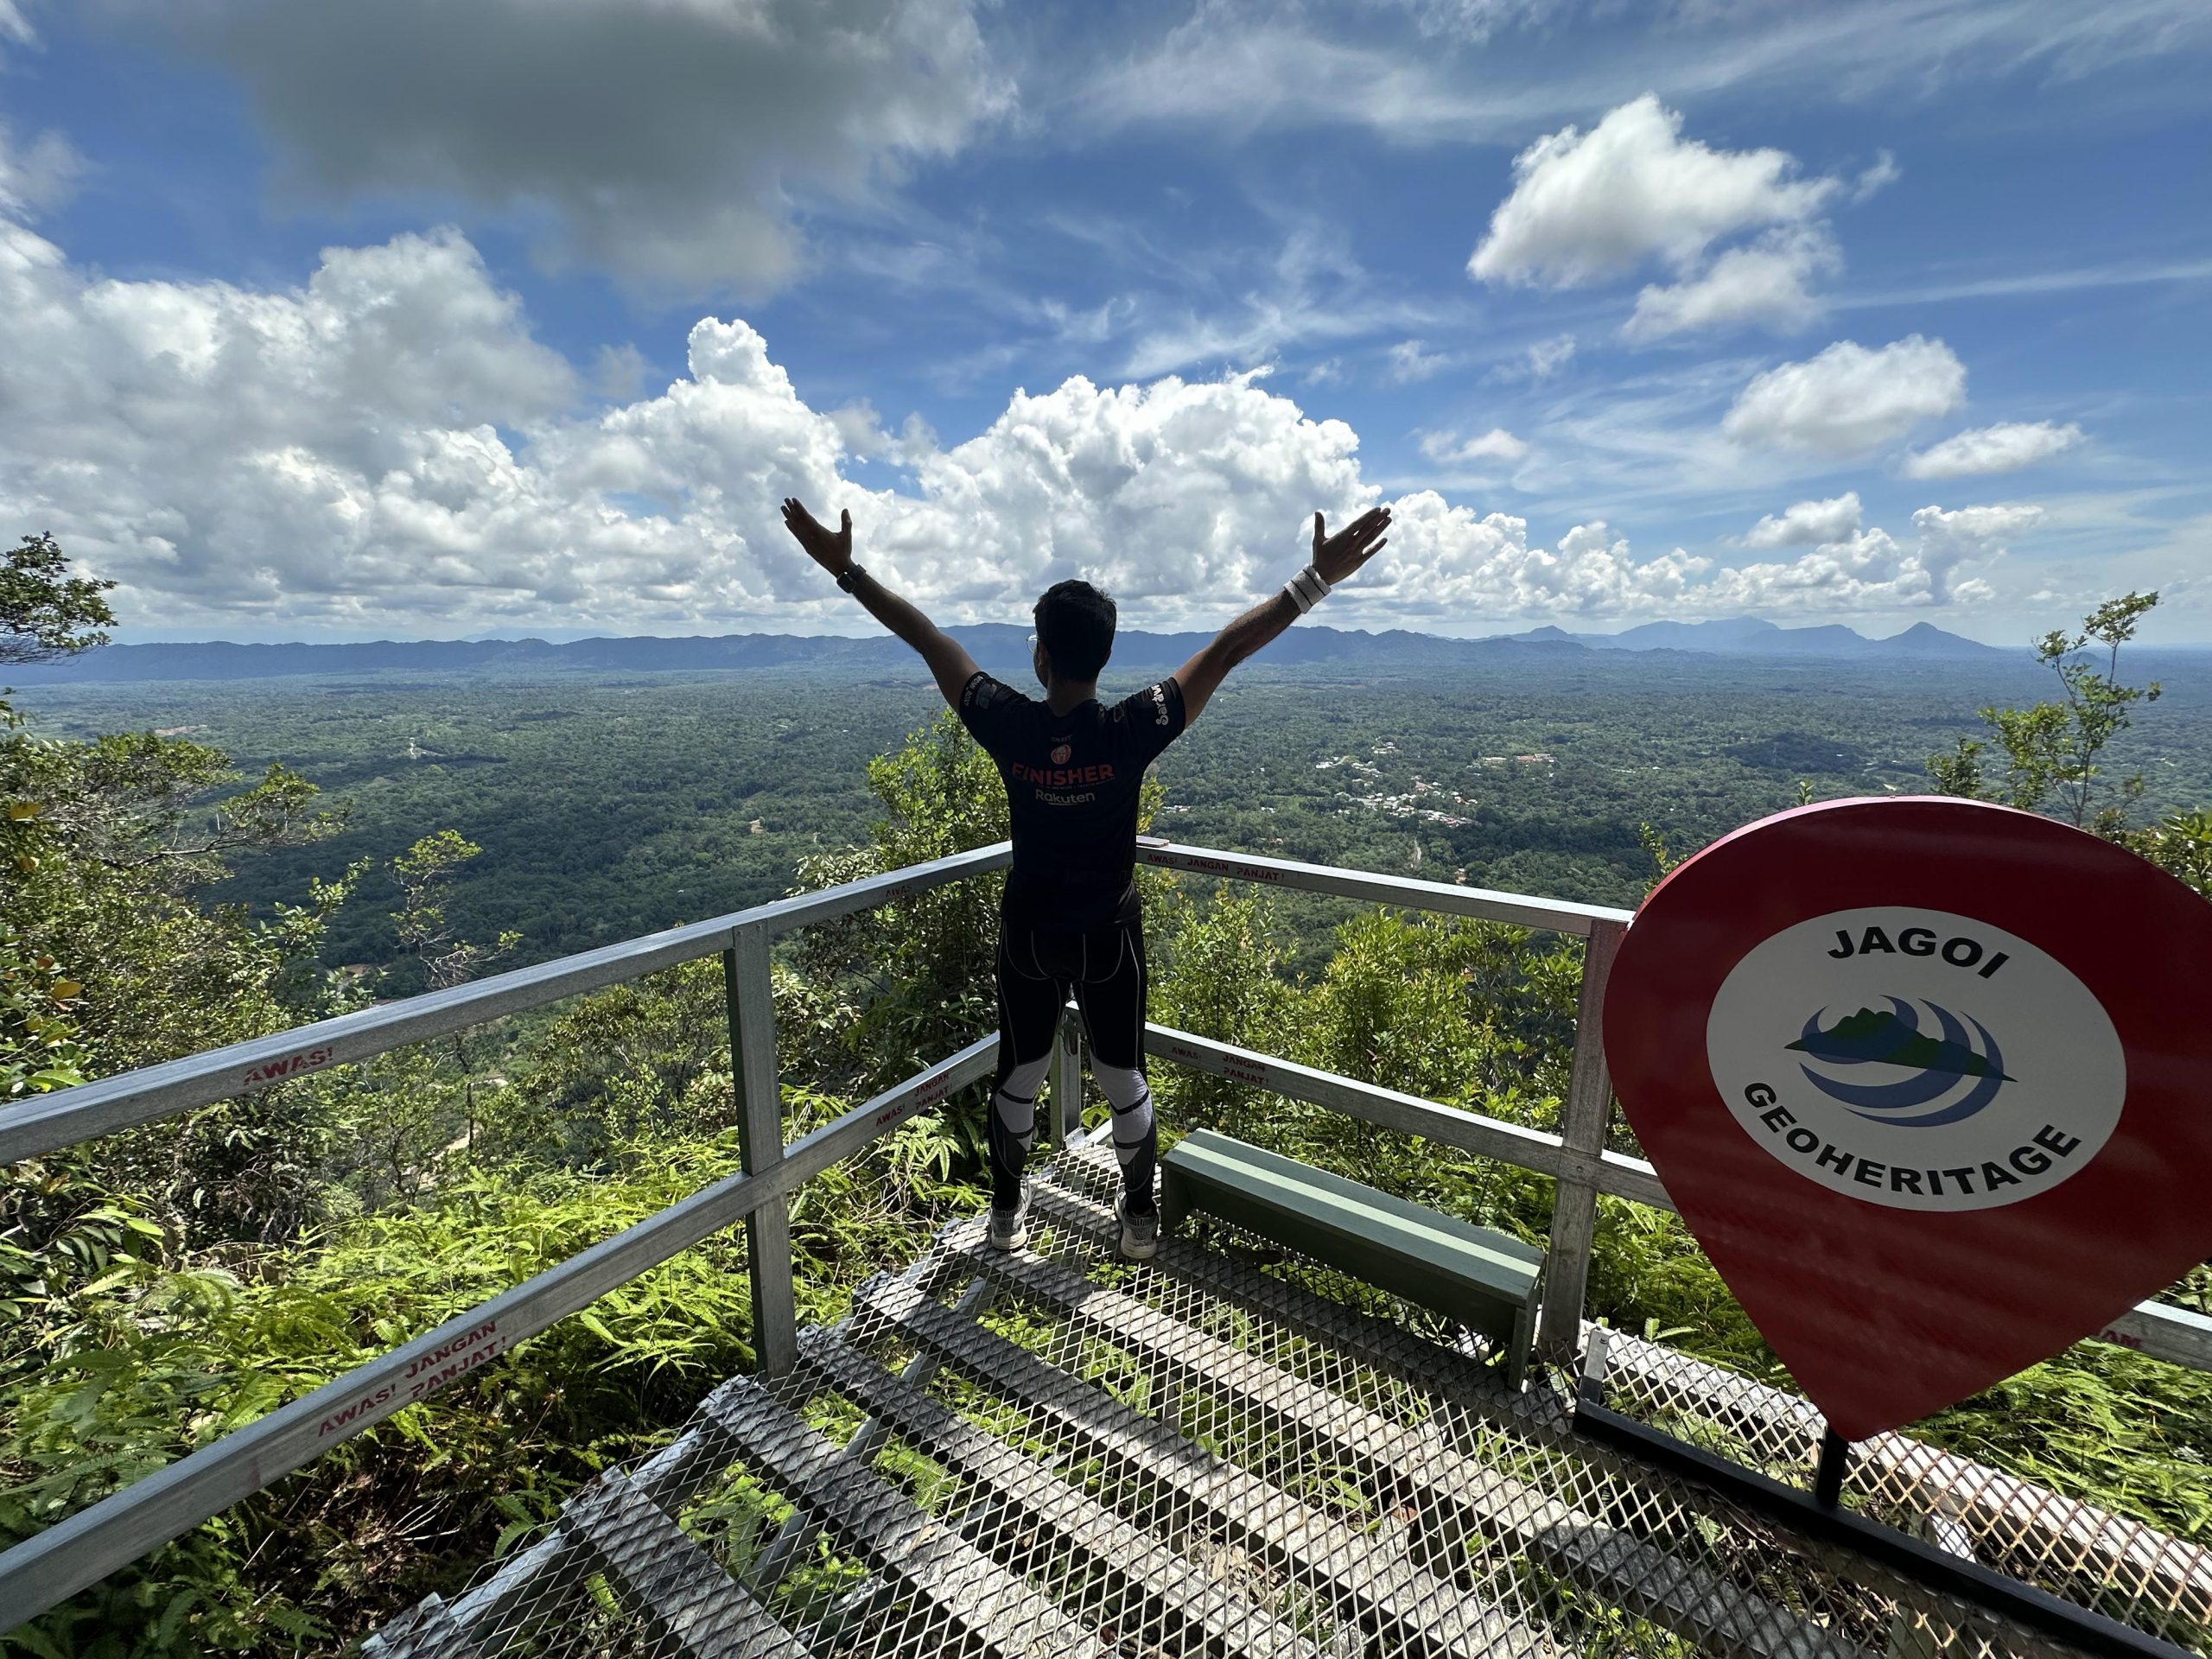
[
  {"xmin": 843, "ymin": 568, "xmax": 980, "ymax": 709},
  {"xmin": 1174, "ymin": 506, "xmax": 1393, "ymax": 723},
  {"xmin": 781, "ymin": 498, "xmax": 978, "ymax": 709}
]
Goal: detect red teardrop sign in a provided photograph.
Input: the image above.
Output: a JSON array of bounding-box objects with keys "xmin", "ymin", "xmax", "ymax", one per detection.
[{"xmin": 1604, "ymin": 796, "xmax": 2212, "ymax": 1441}]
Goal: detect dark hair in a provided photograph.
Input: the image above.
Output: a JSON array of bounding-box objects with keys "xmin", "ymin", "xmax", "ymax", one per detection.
[{"xmin": 1034, "ymin": 579, "xmax": 1116, "ymax": 680}]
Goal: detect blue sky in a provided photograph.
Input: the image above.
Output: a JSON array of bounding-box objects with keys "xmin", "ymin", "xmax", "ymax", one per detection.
[{"xmin": 2, "ymin": 0, "xmax": 2208, "ymax": 645}]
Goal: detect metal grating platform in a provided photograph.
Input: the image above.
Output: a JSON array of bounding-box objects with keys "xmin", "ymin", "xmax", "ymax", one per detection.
[{"xmin": 367, "ymin": 1141, "xmax": 2212, "ymax": 1659}]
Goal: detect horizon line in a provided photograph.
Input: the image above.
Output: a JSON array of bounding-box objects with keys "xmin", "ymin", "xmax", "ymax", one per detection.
[{"xmin": 34, "ymin": 617, "xmax": 2118, "ymax": 653}]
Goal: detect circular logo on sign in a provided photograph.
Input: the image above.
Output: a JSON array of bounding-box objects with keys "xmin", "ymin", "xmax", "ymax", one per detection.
[
  {"xmin": 1051, "ymin": 743, "xmax": 1072, "ymax": 765},
  {"xmin": 1708, "ymin": 906, "xmax": 2123, "ymax": 1212}
]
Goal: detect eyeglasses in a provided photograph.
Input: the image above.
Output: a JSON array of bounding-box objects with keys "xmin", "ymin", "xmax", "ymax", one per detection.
[{"xmin": 1027, "ymin": 632, "xmax": 1039, "ymax": 649}]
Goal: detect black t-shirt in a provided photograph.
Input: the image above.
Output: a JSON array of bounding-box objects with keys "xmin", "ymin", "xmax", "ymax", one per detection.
[{"xmin": 957, "ymin": 671, "xmax": 1188, "ymax": 930}]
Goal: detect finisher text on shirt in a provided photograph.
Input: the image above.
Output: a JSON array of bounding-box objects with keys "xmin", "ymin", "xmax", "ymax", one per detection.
[{"xmin": 1008, "ymin": 760, "xmax": 1118, "ymax": 787}]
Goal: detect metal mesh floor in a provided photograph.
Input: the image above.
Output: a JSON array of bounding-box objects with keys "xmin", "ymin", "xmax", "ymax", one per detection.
[{"xmin": 366, "ymin": 1141, "xmax": 2210, "ymax": 1659}]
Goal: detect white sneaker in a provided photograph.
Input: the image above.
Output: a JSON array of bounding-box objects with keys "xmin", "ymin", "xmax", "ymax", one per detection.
[
  {"xmin": 988, "ymin": 1185, "xmax": 1031, "ymax": 1252},
  {"xmin": 1117, "ymin": 1195, "xmax": 1160, "ymax": 1261}
]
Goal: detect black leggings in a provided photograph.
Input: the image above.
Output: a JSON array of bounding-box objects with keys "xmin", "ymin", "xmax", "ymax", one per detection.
[{"xmin": 988, "ymin": 918, "xmax": 1157, "ymax": 1213}]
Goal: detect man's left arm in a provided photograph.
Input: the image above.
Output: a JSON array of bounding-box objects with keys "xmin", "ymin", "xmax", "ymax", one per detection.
[
  {"xmin": 1173, "ymin": 505, "xmax": 1393, "ymax": 723},
  {"xmin": 780, "ymin": 498, "xmax": 978, "ymax": 709}
]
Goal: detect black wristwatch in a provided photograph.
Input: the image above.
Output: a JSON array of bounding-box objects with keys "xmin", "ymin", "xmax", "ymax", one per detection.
[{"xmin": 836, "ymin": 563, "xmax": 866, "ymax": 593}]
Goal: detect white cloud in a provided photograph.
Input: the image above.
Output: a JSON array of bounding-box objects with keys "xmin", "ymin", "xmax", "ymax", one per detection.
[
  {"xmin": 1524, "ymin": 334, "xmax": 1578, "ymax": 380},
  {"xmin": 1705, "ymin": 502, "xmax": 2038, "ymax": 611},
  {"xmin": 0, "ymin": 218, "xmax": 608, "ymax": 626},
  {"xmin": 1114, "ymin": 224, "xmax": 1441, "ymax": 381},
  {"xmin": 1903, "ymin": 420, "xmax": 2084, "ymax": 478},
  {"xmin": 0, "ymin": 212, "xmax": 2045, "ymax": 637},
  {"xmin": 1469, "ymin": 95, "xmax": 1837, "ymax": 289},
  {"xmin": 1744, "ymin": 493, "xmax": 1863, "ymax": 548},
  {"xmin": 1623, "ymin": 228, "xmax": 1837, "ymax": 341},
  {"xmin": 1851, "ymin": 150, "xmax": 1902, "ymax": 203},
  {"xmin": 1912, "ymin": 503, "xmax": 2044, "ymax": 599},
  {"xmin": 1353, "ymin": 0, "xmax": 1560, "ymax": 44},
  {"xmin": 1387, "ymin": 339, "xmax": 1451, "ymax": 382},
  {"xmin": 1484, "ymin": 334, "xmax": 1578, "ymax": 387},
  {"xmin": 1418, "ymin": 427, "xmax": 1530, "ymax": 467},
  {"xmin": 1722, "ymin": 335, "xmax": 1967, "ymax": 454},
  {"xmin": 1357, "ymin": 499, "xmax": 1713, "ymax": 620},
  {"xmin": 111, "ymin": 0, "xmax": 1008, "ymax": 296},
  {"xmin": 0, "ymin": 123, "xmax": 81, "ymax": 219},
  {"xmin": 1075, "ymin": 4, "xmax": 2212, "ymax": 147}
]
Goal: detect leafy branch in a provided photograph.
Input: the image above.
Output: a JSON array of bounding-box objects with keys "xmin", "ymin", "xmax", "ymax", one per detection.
[{"xmin": 1929, "ymin": 591, "xmax": 2161, "ymax": 836}]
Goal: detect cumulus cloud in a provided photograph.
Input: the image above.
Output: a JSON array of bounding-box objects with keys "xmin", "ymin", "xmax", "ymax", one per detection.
[
  {"xmin": 1912, "ymin": 503, "xmax": 2044, "ymax": 598},
  {"xmin": 1354, "ymin": 500, "xmax": 1713, "ymax": 620},
  {"xmin": 1418, "ymin": 427, "xmax": 1530, "ymax": 467},
  {"xmin": 0, "ymin": 217, "xmax": 620, "ymax": 627},
  {"xmin": 1722, "ymin": 335, "xmax": 1967, "ymax": 454},
  {"xmin": 1743, "ymin": 492, "xmax": 1863, "ymax": 548},
  {"xmin": 113, "ymin": 0, "xmax": 1007, "ymax": 296},
  {"xmin": 1, "ymin": 211, "xmax": 2035, "ymax": 636},
  {"xmin": 1623, "ymin": 227, "xmax": 1837, "ymax": 341},
  {"xmin": 1902, "ymin": 420, "xmax": 2083, "ymax": 478},
  {"xmin": 1469, "ymin": 94, "xmax": 1837, "ymax": 289},
  {"xmin": 1706, "ymin": 502, "xmax": 2037, "ymax": 611}
]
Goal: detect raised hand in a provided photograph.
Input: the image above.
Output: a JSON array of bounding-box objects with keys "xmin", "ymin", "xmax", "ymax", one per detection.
[
  {"xmin": 781, "ymin": 497, "xmax": 853, "ymax": 575},
  {"xmin": 1311, "ymin": 505, "xmax": 1392, "ymax": 587}
]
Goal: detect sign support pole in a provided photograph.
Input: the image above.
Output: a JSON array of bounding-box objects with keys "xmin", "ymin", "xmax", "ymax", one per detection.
[
  {"xmin": 1813, "ymin": 1427, "xmax": 1852, "ymax": 1508},
  {"xmin": 1539, "ymin": 917, "xmax": 1626, "ymax": 1365}
]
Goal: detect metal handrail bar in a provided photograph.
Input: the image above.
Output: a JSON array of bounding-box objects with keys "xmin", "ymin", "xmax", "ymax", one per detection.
[
  {"xmin": 1136, "ymin": 840, "xmax": 1635, "ymax": 935},
  {"xmin": 1147, "ymin": 1024, "xmax": 1671, "ymax": 1209},
  {"xmin": 0, "ymin": 842, "xmax": 1014, "ymax": 1168},
  {"xmin": 0, "ymin": 1034, "xmax": 1001, "ymax": 1627}
]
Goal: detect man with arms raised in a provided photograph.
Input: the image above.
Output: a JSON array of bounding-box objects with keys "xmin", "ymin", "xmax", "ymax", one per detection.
[{"xmin": 781, "ymin": 499, "xmax": 1394, "ymax": 1257}]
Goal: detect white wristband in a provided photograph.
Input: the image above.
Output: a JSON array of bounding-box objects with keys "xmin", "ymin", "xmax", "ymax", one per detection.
[{"xmin": 1284, "ymin": 565, "xmax": 1331, "ymax": 613}]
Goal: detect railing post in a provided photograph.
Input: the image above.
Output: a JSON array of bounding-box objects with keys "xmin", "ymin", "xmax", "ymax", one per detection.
[
  {"xmin": 1537, "ymin": 916, "xmax": 1625, "ymax": 1367},
  {"xmin": 1053, "ymin": 1001, "xmax": 1084, "ymax": 1146},
  {"xmin": 725, "ymin": 924, "xmax": 797, "ymax": 1376}
]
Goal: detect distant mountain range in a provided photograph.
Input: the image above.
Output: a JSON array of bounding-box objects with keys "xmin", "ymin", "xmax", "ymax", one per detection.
[
  {"xmin": 1500, "ymin": 617, "xmax": 2010, "ymax": 658},
  {"xmin": 3, "ymin": 616, "xmax": 2014, "ymax": 686}
]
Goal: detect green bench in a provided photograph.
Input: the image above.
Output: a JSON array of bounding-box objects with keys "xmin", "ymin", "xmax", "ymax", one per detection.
[{"xmin": 1160, "ymin": 1128, "xmax": 1545, "ymax": 1388}]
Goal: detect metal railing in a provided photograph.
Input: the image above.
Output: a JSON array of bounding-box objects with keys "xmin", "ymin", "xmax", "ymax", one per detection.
[{"xmin": 3, "ymin": 838, "xmax": 2208, "ymax": 1634}]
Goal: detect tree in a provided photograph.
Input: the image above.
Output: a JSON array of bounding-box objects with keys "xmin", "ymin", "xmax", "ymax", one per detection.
[
  {"xmin": 1148, "ymin": 885, "xmax": 1299, "ymax": 1132},
  {"xmin": 2, "ymin": 531, "xmax": 117, "ymax": 667},
  {"xmin": 391, "ymin": 830, "xmax": 520, "ymax": 995},
  {"xmin": 789, "ymin": 711, "xmax": 1012, "ymax": 1090},
  {"xmin": 2, "ymin": 728, "xmax": 350, "ymax": 1076},
  {"xmin": 328, "ymin": 833, "xmax": 521, "ymax": 1204},
  {"xmin": 1926, "ymin": 591, "xmax": 2211, "ymax": 902},
  {"xmin": 1929, "ymin": 592, "xmax": 2162, "ymax": 836}
]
